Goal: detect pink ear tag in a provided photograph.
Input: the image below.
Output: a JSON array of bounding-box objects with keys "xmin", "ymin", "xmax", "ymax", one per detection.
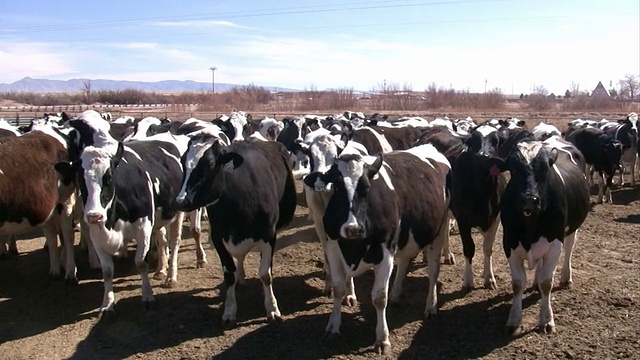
[{"xmin": 489, "ymin": 164, "xmax": 501, "ymax": 177}]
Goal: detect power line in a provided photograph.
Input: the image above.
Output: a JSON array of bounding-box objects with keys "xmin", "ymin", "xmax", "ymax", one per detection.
[{"xmin": 0, "ymin": 0, "xmax": 510, "ymax": 34}]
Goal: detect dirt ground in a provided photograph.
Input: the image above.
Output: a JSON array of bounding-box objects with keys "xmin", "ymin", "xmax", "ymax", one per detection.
[{"xmin": 0, "ymin": 114, "xmax": 639, "ymax": 359}]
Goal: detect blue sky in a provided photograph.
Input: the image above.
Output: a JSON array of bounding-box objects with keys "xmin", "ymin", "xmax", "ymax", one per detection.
[{"xmin": 1, "ymin": 0, "xmax": 638, "ymax": 95}]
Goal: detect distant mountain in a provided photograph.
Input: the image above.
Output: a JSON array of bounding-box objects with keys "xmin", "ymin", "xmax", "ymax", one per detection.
[{"xmin": 0, "ymin": 77, "xmax": 295, "ymax": 93}]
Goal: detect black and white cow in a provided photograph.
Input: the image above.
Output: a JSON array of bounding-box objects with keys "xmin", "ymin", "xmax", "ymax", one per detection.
[
  {"xmin": 212, "ymin": 111, "xmax": 251, "ymax": 143},
  {"xmin": 304, "ymin": 144, "xmax": 451, "ymax": 355},
  {"xmin": 564, "ymin": 126, "xmax": 622, "ymax": 203},
  {"xmin": 344, "ymin": 126, "xmax": 394, "ymax": 155},
  {"xmin": 492, "ymin": 140, "xmax": 589, "ymax": 334},
  {"xmin": 532, "ymin": 122, "xmax": 562, "ymax": 141},
  {"xmin": 176, "ymin": 135, "xmax": 296, "ymax": 326},
  {"xmin": 449, "ymin": 124, "xmax": 508, "ymax": 291},
  {"xmin": 0, "ymin": 124, "xmax": 77, "ymax": 280},
  {"xmin": 58, "ymin": 110, "xmax": 188, "ymax": 314},
  {"xmin": 600, "ymin": 113, "xmax": 638, "ymax": 187}
]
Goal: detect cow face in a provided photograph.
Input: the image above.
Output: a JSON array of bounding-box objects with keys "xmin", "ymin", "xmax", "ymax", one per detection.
[
  {"xmin": 306, "ymin": 154, "xmax": 384, "ymax": 240},
  {"xmin": 500, "ymin": 141, "xmax": 558, "ymax": 218},
  {"xmin": 465, "ymin": 124, "xmax": 505, "ymax": 158},
  {"xmin": 176, "ymin": 134, "xmax": 242, "ymax": 211},
  {"xmin": 277, "ymin": 116, "xmax": 307, "ymax": 145},
  {"xmin": 74, "ymin": 142, "xmax": 124, "ymax": 224}
]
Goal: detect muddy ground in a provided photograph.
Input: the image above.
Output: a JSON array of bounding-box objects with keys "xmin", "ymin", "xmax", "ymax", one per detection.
[{"xmin": 0, "ymin": 113, "xmax": 639, "ymax": 359}]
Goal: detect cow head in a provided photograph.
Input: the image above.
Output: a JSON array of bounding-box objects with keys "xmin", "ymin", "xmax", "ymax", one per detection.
[
  {"xmin": 305, "ymin": 152, "xmax": 387, "ymax": 240},
  {"xmin": 176, "ymin": 132, "xmax": 241, "ymax": 212},
  {"xmin": 259, "ymin": 117, "xmax": 284, "ymax": 141},
  {"xmin": 495, "ymin": 141, "xmax": 558, "ymax": 218},
  {"xmin": 212, "ymin": 111, "xmax": 250, "ymax": 143},
  {"xmin": 465, "ymin": 124, "xmax": 507, "ymax": 159}
]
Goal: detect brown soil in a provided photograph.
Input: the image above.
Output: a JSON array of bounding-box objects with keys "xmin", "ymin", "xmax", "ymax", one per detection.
[{"xmin": 0, "ymin": 115, "xmax": 639, "ymax": 359}]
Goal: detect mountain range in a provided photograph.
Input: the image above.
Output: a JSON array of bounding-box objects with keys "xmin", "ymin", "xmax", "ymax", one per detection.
[{"xmin": 0, "ymin": 77, "xmax": 295, "ymax": 93}]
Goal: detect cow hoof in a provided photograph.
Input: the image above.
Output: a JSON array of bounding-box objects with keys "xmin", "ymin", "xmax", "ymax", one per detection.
[
  {"xmin": 343, "ymin": 296, "xmax": 357, "ymax": 307},
  {"xmin": 559, "ymin": 280, "xmax": 573, "ymax": 289},
  {"xmin": 223, "ymin": 319, "xmax": 237, "ymax": 329},
  {"xmin": 504, "ymin": 325, "xmax": 519, "ymax": 336},
  {"xmin": 484, "ymin": 280, "xmax": 497, "ymax": 290},
  {"xmin": 423, "ymin": 309, "xmax": 437, "ymax": 320},
  {"xmin": 374, "ymin": 341, "xmax": 392, "ymax": 355},
  {"xmin": 8, "ymin": 248, "xmax": 19, "ymax": 256},
  {"xmin": 153, "ymin": 272, "xmax": 166, "ymax": 281},
  {"xmin": 164, "ymin": 279, "xmax": 177, "ymax": 288},
  {"xmin": 196, "ymin": 260, "xmax": 207, "ymax": 269},
  {"xmin": 99, "ymin": 309, "xmax": 117, "ymax": 320},
  {"xmin": 324, "ymin": 331, "xmax": 341, "ymax": 342},
  {"xmin": 267, "ymin": 314, "xmax": 283, "ymax": 323},
  {"xmin": 443, "ymin": 255, "xmax": 456, "ymax": 265},
  {"xmin": 144, "ymin": 299, "xmax": 157, "ymax": 311},
  {"xmin": 461, "ymin": 285, "xmax": 474, "ymax": 294},
  {"xmin": 539, "ymin": 323, "xmax": 556, "ymax": 334}
]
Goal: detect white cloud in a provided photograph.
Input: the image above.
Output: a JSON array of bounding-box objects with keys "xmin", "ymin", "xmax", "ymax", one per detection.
[
  {"xmin": 0, "ymin": 41, "xmax": 78, "ymax": 83},
  {"xmin": 149, "ymin": 20, "xmax": 251, "ymax": 29}
]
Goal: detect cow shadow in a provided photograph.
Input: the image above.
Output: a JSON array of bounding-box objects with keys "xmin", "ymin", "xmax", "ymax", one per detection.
[
  {"xmin": 611, "ymin": 186, "xmax": 640, "ymax": 205},
  {"xmin": 613, "ymin": 214, "xmax": 640, "ymax": 224},
  {"xmin": 68, "ymin": 272, "xmax": 327, "ymax": 360}
]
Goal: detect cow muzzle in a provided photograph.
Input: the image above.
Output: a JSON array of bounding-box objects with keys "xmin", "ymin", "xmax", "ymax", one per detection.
[
  {"xmin": 340, "ymin": 223, "xmax": 364, "ymax": 239},
  {"xmin": 520, "ymin": 195, "xmax": 540, "ymax": 217},
  {"xmin": 86, "ymin": 212, "xmax": 105, "ymax": 224}
]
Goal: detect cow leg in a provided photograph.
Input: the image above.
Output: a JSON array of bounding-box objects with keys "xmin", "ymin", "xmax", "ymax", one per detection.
[
  {"xmin": 481, "ymin": 217, "xmax": 499, "ymax": 290},
  {"xmin": 42, "ymin": 221, "xmax": 62, "ymax": 279},
  {"xmin": 459, "ymin": 222, "xmax": 476, "ymax": 293},
  {"xmin": 425, "ymin": 230, "xmax": 444, "ymax": 318},
  {"xmin": 210, "ymin": 232, "xmax": 239, "ymax": 327},
  {"xmin": 559, "ymin": 231, "xmax": 577, "ymax": 289},
  {"xmin": 92, "ymin": 245, "xmax": 116, "ymax": 314},
  {"xmin": 8, "ymin": 234, "xmax": 18, "ymax": 255},
  {"xmin": 258, "ymin": 240, "xmax": 282, "ymax": 323},
  {"xmin": 596, "ymin": 172, "xmax": 606, "ymax": 204},
  {"xmin": 165, "ymin": 212, "xmax": 184, "ymax": 287},
  {"xmin": 537, "ymin": 239, "xmax": 563, "ymax": 334},
  {"xmin": 605, "ymin": 173, "xmax": 614, "ymax": 203},
  {"xmin": 324, "ymin": 240, "xmax": 346, "ymax": 337},
  {"xmin": 153, "ymin": 227, "xmax": 168, "ymax": 280},
  {"xmin": 372, "ymin": 247, "xmax": 394, "ymax": 355},
  {"xmin": 442, "ymin": 214, "xmax": 456, "ymax": 265},
  {"xmin": 83, "ymin": 223, "xmax": 101, "ymax": 269},
  {"xmin": 390, "ymin": 255, "xmax": 411, "ymax": 305},
  {"xmin": 190, "ymin": 209, "xmax": 207, "ymax": 268},
  {"xmin": 59, "ymin": 209, "xmax": 77, "ymax": 284},
  {"xmin": 134, "ymin": 220, "xmax": 155, "ymax": 309},
  {"xmin": 505, "ymin": 254, "xmax": 526, "ymax": 335},
  {"xmin": 235, "ymin": 253, "xmax": 247, "ymax": 285}
]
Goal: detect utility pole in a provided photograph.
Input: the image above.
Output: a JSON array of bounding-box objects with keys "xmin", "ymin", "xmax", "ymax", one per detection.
[{"xmin": 209, "ymin": 66, "xmax": 217, "ymax": 94}]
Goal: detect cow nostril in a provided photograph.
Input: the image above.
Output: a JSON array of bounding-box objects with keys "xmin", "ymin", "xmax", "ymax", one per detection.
[
  {"xmin": 86, "ymin": 213, "xmax": 103, "ymax": 223},
  {"xmin": 294, "ymin": 138, "xmax": 303, "ymax": 143}
]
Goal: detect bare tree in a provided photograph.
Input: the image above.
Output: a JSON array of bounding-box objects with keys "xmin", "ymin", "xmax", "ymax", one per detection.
[
  {"xmin": 618, "ymin": 74, "xmax": 639, "ymax": 100},
  {"xmin": 82, "ymin": 79, "xmax": 93, "ymax": 104}
]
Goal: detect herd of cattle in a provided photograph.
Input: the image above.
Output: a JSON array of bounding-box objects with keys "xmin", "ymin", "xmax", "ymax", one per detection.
[{"xmin": 0, "ymin": 109, "xmax": 638, "ymax": 355}]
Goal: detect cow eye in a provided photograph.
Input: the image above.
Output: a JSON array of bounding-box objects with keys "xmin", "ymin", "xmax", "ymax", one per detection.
[{"xmin": 103, "ymin": 172, "xmax": 113, "ymax": 186}]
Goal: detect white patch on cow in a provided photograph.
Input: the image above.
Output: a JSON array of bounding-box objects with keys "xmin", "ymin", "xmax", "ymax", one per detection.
[
  {"xmin": 32, "ymin": 124, "xmax": 68, "ymax": 149},
  {"xmin": 81, "ymin": 145, "xmax": 118, "ymax": 223},
  {"xmin": 249, "ymin": 131, "xmax": 269, "ymax": 141},
  {"xmin": 476, "ymin": 124, "xmax": 498, "ymax": 137},
  {"xmin": 0, "ymin": 169, "xmax": 3, "ymax": 175},
  {"xmin": 153, "ymin": 177, "xmax": 160, "ymax": 195},
  {"xmin": 258, "ymin": 117, "xmax": 283, "ymax": 141},
  {"xmin": 306, "ymin": 130, "xmax": 339, "ymax": 173},
  {"xmin": 124, "ymin": 117, "xmax": 162, "ymax": 141},
  {"xmin": 178, "ymin": 137, "xmax": 221, "ymax": 200},
  {"xmin": 337, "ymin": 157, "xmax": 365, "ymax": 238},
  {"xmin": 542, "ymin": 136, "xmax": 578, "ymax": 165},
  {"xmin": 552, "ymin": 164, "xmax": 565, "ymax": 185},
  {"xmin": 159, "ymin": 147, "xmax": 182, "ymax": 168},
  {"xmin": 361, "ymin": 127, "xmax": 393, "ymax": 153},
  {"xmin": 402, "ymin": 144, "xmax": 451, "ymax": 169},
  {"xmin": 76, "ymin": 110, "xmax": 116, "ymax": 147},
  {"xmin": 532, "ymin": 122, "xmax": 561, "ymax": 140},
  {"xmin": 124, "ymin": 147, "xmax": 143, "ymax": 161},
  {"xmin": 511, "ymin": 237, "xmax": 559, "ymax": 270},
  {"xmin": 0, "ymin": 119, "xmax": 21, "ymax": 136},
  {"xmin": 516, "ymin": 141, "xmax": 544, "ymax": 165}
]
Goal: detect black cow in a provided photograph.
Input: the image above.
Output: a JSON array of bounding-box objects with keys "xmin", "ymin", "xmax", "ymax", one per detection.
[
  {"xmin": 492, "ymin": 140, "xmax": 589, "ymax": 335},
  {"xmin": 449, "ymin": 124, "xmax": 508, "ymax": 292},
  {"xmin": 57, "ymin": 110, "xmax": 187, "ymax": 314},
  {"xmin": 600, "ymin": 114, "xmax": 637, "ymax": 187},
  {"xmin": 564, "ymin": 126, "xmax": 622, "ymax": 203},
  {"xmin": 343, "ymin": 126, "xmax": 394, "ymax": 155},
  {"xmin": 176, "ymin": 136, "xmax": 296, "ymax": 326},
  {"xmin": 304, "ymin": 144, "xmax": 451, "ymax": 355},
  {"xmin": 368, "ymin": 125, "xmax": 426, "ymax": 150}
]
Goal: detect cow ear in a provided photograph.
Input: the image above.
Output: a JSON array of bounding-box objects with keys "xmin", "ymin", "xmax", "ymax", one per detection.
[
  {"xmin": 548, "ymin": 148, "xmax": 558, "ymax": 166},
  {"xmin": 112, "ymin": 142, "xmax": 125, "ymax": 167},
  {"xmin": 289, "ymin": 142, "xmax": 310, "ymax": 156},
  {"xmin": 218, "ymin": 152, "xmax": 244, "ymax": 172},
  {"xmin": 367, "ymin": 154, "xmax": 384, "ymax": 179}
]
